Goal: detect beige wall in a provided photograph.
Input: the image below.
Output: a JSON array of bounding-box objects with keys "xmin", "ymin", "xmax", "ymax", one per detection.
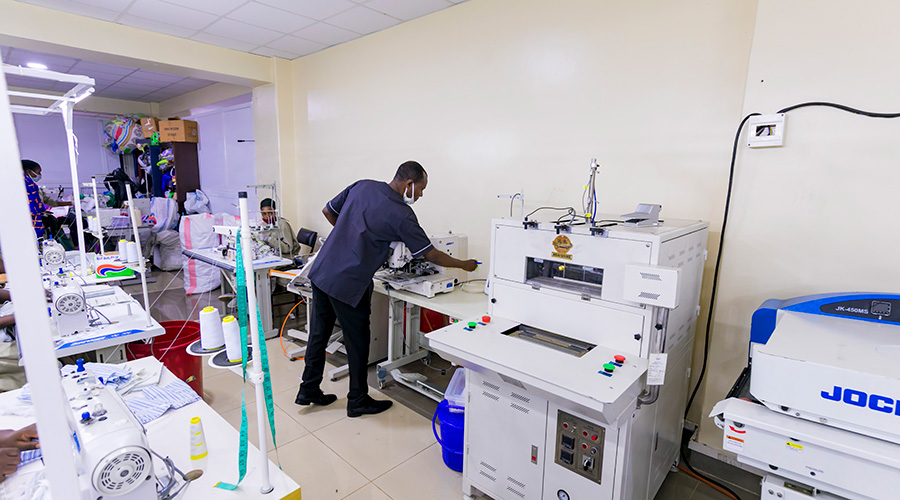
[
  {"xmin": 695, "ymin": 0, "xmax": 900, "ymax": 449},
  {"xmin": 289, "ymin": 0, "xmax": 757, "ymax": 452}
]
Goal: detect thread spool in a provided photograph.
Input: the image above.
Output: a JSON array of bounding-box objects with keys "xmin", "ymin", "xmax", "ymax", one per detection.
[
  {"xmin": 117, "ymin": 240, "xmax": 128, "ymax": 259},
  {"xmin": 199, "ymin": 306, "xmax": 225, "ymax": 351},
  {"xmin": 126, "ymin": 241, "xmax": 139, "ymax": 263},
  {"xmin": 222, "ymin": 316, "xmax": 242, "ymax": 362},
  {"xmin": 189, "ymin": 416, "xmax": 207, "ymax": 470}
]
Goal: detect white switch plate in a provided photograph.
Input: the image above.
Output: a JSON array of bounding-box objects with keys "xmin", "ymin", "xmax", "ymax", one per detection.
[{"xmin": 747, "ymin": 113, "xmax": 785, "ymax": 148}]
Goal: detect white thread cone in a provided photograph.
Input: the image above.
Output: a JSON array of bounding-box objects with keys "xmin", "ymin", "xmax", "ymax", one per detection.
[
  {"xmin": 199, "ymin": 306, "xmax": 225, "ymax": 350},
  {"xmin": 222, "ymin": 316, "xmax": 242, "ymax": 362}
]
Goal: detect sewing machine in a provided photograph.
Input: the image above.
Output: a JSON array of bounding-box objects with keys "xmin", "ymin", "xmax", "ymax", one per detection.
[
  {"xmin": 61, "ymin": 364, "xmax": 157, "ymax": 500},
  {"xmin": 711, "ymin": 293, "xmax": 900, "ymax": 500},
  {"xmin": 50, "ymin": 277, "xmax": 89, "ymax": 336},
  {"xmin": 213, "ymin": 225, "xmax": 276, "ymax": 261},
  {"xmin": 375, "ymin": 233, "xmax": 468, "ymax": 298},
  {"xmin": 427, "ymin": 216, "xmax": 709, "ymax": 500}
]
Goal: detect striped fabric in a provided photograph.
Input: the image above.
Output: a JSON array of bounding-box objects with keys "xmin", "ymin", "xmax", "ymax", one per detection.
[
  {"xmin": 24, "ymin": 174, "xmax": 43, "ymax": 238},
  {"xmin": 19, "ymin": 449, "xmax": 41, "ymax": 466},
  {"xmin": 125, "ymin": 397, "xmax": 171, "ymax": 425},
  {"xmin": 125, "ymin": 378, "xmax": 201, "ymax": 424}
]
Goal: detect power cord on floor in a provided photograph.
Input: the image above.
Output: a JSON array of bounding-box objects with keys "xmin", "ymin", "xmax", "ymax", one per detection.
[
  {"xmin": 279, "ymin": 298, "xmax": 305, "ymax": 361},
  {"xmin": 683, "ymin": 101, "xmax": 900, "ymax": 500}
]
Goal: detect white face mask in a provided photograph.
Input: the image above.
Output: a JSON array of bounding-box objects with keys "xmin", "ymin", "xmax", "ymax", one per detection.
[
  {"xmin": 30, "ymin": 173, "xmax": 41, "ymax": 182},
  {"xmin": 403, "ymin": 182, "xmax": 416, "ymax": 205}
]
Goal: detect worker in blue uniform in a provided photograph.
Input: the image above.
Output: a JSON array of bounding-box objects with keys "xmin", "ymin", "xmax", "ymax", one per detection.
[{"xmin": 296, "ymin": 161, "xmax": 478, "ymax": 417}]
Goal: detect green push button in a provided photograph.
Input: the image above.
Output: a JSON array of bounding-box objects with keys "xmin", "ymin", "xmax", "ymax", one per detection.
[
  {"xmin": 467, "ymin": 322, "xmax": 477, "ymax": 329},
  {"xmin": 603, "ymin": 363, "xmax": 615, "ymax": 373}
]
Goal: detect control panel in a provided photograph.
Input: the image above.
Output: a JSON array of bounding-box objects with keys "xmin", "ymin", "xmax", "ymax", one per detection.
[
  {"xmin": 554, "ymin": 410, "xmax": 604, "ymax": 484},
  {"xmin": 818, "ymin": 298, "xmax": 899, "ymax": 323}
]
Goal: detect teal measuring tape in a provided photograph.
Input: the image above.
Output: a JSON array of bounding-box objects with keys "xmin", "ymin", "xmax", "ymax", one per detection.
[{"xmin": 215, "ymin": 231, "xmax": 280, "ymax": 490}]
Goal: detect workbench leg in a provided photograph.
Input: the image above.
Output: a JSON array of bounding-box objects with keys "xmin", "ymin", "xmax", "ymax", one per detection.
[{"xmin": 256, "ymin": 270, "xmax": 275, "ymax": 338}]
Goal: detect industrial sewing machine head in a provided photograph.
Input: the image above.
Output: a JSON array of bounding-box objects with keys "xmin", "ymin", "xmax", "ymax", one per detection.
[
  {"xmin": 376, "ymin": 233, "xmax": 468, "ymax": 298},
  {"xmin": 213, "ymin": 225, "xmax": 275, "ymax": 261}
]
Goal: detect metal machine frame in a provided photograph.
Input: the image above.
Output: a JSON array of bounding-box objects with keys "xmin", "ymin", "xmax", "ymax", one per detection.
[{"xmin": 428, "ymin": 216, "xmax": 709, "ymax": 500}]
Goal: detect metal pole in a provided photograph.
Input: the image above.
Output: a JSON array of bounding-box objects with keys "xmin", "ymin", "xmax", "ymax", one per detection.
[
  {"xmin": 125, "ymin": 184, "xmax": 152, "ymax": 327},
  {"xmin": 0, "ymin": 56, "xmax": 84, "ymax": 500},
  {"xmin": 239, "ymin": 192, "xmax": 273, "ymax": 494},
  {"xmin": 91, "ymin": 177, "xmax": 103, "ymax": 255},
  {"xmin": 60, "ymin": 101, "xmax": 88, "ymax": 275}
]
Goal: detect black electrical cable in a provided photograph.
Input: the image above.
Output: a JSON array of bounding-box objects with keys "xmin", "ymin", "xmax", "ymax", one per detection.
[
  {"xmin": 684, "ymin": 112, "xmax": 758, "ymax": 420},
  {"xmin": 524, "ymin": 206, "xmax": 575, "ymax": 221},
  {"xmin": 681, "ymin": 101, "xmax": 900, "ymax": 500}
]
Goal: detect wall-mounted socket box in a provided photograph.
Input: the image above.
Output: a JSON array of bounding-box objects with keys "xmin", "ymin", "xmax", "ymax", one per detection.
[{"xmin": 747, "ymin": 113, "xmax": 785, "ymax": 148}]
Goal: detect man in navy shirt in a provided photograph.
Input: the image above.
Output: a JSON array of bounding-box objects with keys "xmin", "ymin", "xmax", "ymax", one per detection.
[{"xmin": 296, "ymin": 161, "xmax": 478, "ymax": 417}]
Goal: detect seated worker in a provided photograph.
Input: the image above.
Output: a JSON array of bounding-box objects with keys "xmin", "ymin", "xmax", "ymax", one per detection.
[
  {"xmin": 0, "ymin": 288, "xmax": 26, "ymax": 392},
  {"xmin": 257, "ymin": 198, "xmax": 301, "ymax": 257},
  {"xmin": 295, "ymin": 161, "xmax": 478, "ymax": 417},
  {"xmin": 0, "ymin": 423, "xmax": 39, "ymax": 484},
  {"xmin": 22, "ymin": 160, "xmax": 45, "ymax": 239}
]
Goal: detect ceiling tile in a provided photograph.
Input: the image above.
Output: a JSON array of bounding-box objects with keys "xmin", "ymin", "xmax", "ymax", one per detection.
[
  {"xmin": 7, "ymin": 48, "xmax": 79, "ymax": 69},
  {"xmin": 126, "ymin": 0, "xmax": 218, "ymax": 30},
  {"xmin": 250, "ymin": 46, "xmax": 301, "ymax": 59},
  {"xmin": 6, "ymin": 77, "xmax": 57, "ymax": 91},
  {"xmin": 325, "ymin": 5, "xmax": 399, "ymax": 35},
  {"xmin": 191, "ymin": 32, "xmax": 259, "ymax": 52},
  {"xmin": 127, "ymin": 69, "xmax": 186, "ymax": 83},
  {"xmin": 201, "ymin": 18, "xmax": 282, "ymax": 46},
  {"xmin": 117, "ymin": 13, "xmax": 201, "ymax": 37},
  {"xmin": 25, "ymin": 0, "xmax": 120, "ymax": 21},
  {"xmin": 107, "ymin": 81, "xmax": 165, "ymax": 92},
  {"xmin": 293, "ymin": 22, "xmax": 358, "ymax": 46},
  {"xmin": 256, "ymin": 0, "xmax": 355, "ymax": 21},
  {"xmin": 72, "ymin": 0, "xmax": 134, "ymax": 12},
  {"xmin": 227, "ymin": 3, "xmax": 315, "ymax": 33},
  {"xmin": 159, "ymin": 0, "xmax": 249, "ymax": 16},
  {"xmin": 364, "ymin": 0, "xmax": 450, "ymax": 21},
  {"xmin": 265, "ymin": 35, "xmax": 327, "ymax": 56},
  {"xmin": 69, "ymin": 60, "xmax": 136, "ymax": 76}
]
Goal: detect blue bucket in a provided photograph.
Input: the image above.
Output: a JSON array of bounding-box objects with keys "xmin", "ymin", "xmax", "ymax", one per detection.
[{"xmin": 432, "ymin": 399, "xmax": 465, "ymax": 472}]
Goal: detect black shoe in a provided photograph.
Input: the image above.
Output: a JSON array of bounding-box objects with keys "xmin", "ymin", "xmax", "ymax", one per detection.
[
  {"xmin": 347, "ymin": 395, "xmax": 393, "ymax": 417},
  {"xmin": 295, "ymin": 390, "xmax": 337, "ymax": 406}
]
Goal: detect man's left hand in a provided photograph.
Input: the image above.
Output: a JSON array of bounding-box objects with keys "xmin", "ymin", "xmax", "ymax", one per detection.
[{"xmin": 0, "ymin": 424, "xmax": 39, "ymax": 451}]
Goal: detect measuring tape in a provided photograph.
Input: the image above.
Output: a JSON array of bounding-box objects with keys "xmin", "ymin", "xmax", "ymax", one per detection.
[{"xmin": 215, "ymin": 231, "xmax": 280, "ymax": 490}]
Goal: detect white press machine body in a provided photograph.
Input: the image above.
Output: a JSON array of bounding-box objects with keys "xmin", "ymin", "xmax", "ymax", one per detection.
[
  {"xmin": 711, "ymin": 293, "xmax": 900, "ymax": 500},
  {"xmin": 428, "ymin": 217, "xmax": 709, "ymax": 500}
]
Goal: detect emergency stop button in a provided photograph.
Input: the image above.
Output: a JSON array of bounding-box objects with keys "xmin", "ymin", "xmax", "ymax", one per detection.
[
  {"xmin": 482, "ymin": 315, "xmax": 491, "ymax": 323},
  {"xmin": 614, "ymin": 355, "xmax": 626, "ymax": 363}
]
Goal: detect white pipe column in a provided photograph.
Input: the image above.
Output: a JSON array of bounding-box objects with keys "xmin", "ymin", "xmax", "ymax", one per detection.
[
  {"xmin": 125, "ymin": 184, "xmax": 152, "ymax": 327},
  {"xmin": 0, "ymin": 58, "xmax": 83, "ymax": 499},
  {"xmin": 238, "ymin": 192, "xmax": 273, "ymax": 494},
  {"xmin": 91, "ymin": 178, "xmax": 102, "ymax": 255},
  {"xmin": 60, "ymin": 101, "xmax": 88, "ymax": 275}
]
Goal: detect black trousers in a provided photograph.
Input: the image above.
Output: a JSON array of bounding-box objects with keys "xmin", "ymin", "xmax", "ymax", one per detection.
[{"xmin": 298, "ymin": 282, "xmax": 372, "ymax": 403}]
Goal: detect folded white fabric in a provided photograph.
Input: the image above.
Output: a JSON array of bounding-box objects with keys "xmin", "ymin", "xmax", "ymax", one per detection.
[{"xmin": 61, "ymin": 362, "xmax": 133, "ymax": 390}]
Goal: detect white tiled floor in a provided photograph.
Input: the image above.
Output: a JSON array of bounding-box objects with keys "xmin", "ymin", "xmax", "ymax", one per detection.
[{"xmin": 204, "ymin": 338, "xmax": 470, "ymax": 500}]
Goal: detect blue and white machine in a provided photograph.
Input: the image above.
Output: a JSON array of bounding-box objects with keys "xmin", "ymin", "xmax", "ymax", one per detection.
[{"xmin": 711, "ymin": 293, "xmax": 900, "ymax": 500}]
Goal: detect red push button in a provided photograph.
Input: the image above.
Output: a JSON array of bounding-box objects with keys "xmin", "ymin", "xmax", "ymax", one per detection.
[
  {"xmin": 591, "ymin": 435, "xmax": 598, "ymax": 441},
  {"xmin": 562, "ymin": 422, "xmax": 569, "ymax": 429},
  {"xmin": 614, "ymin": 355, "xmax": 626, "ymax": 363},
  {"xmin": 581, "ymin": 443, "xmax": 588, "ymax": 450},
  {"xmin": 482, "ymin": 315, "xmax": 491, "ymax": 323},
  {"xmin": 582, "ymin": 431, "xmax": 589, "ymax": 437}
]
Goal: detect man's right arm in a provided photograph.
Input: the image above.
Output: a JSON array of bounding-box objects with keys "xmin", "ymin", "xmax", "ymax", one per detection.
[{"xmin": 322, "ymin": 206, "xmax": 338, "ymax": 227}]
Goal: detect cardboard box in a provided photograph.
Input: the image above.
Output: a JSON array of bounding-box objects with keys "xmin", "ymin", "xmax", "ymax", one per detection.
[
  {"xmin": 140, "ymin": 117, "xmax": 159, "ymax": 138},
  {"xmin": 159, "ymin": 119, "xmax": 199, "ymax": 143}
]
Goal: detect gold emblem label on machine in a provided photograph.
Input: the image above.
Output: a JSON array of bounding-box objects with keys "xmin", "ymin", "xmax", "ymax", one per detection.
[{"xmin": 551, "ymin": 235, "xmax": 574, "ymax": 260}]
